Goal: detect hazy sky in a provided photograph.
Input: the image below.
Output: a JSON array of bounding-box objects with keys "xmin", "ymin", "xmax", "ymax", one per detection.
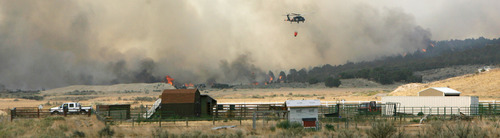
[
  {"xmin": 364, "ymin": 0, "xmax": 500, "ymax": 40},
  {"xmin": 0, "ymin": 0, "xmax": 498, "ymax": 89}
]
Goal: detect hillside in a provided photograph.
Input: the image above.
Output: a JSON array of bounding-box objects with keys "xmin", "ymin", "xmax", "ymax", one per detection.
[
  {"xmin": 389, "ymin": 68, "xmax": 500, "ymax": 99},
  {"xmin": 41, "ymin": 83, "xmax": 175, "ymax": 95}
]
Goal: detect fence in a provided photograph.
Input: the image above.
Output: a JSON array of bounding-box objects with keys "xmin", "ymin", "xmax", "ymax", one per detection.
[
  {"xmin": 214, "ymin": 104, "xmax": 287, "ymax": 119},
  {"xmin": 10, "ymin": 107, "xmax": 91, "ymax": 121}
]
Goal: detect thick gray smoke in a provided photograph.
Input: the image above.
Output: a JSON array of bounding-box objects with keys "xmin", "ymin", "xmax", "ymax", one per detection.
[{"xmin": 0, "ymin": 1, "xmax": 495, "ymax": 89}]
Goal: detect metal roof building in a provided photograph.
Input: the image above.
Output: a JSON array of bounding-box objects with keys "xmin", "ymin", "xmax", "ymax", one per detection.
[
  {"xmin": 382, "ymin": 96, "xmax": 479, "ymax": 115},
  {"xmin": 285, "ymin": 100, "xmax": 321, "ymax": 128},
  {"xmin": 418, "ymin": 87, "xmax": 461, "ymax": 96}
]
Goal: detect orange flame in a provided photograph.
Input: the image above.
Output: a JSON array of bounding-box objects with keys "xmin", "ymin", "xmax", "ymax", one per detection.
[
  {"xmin": 252, "ymin": 82, "xmax": 259, "ymax": 85},
  {"xmin": 422, "ymin": 48, "xmax": 427, "ymax": 52},
  {"xmin": 279, "ymin": 76, "xmax": 282, "ymax": 80},
  {"xmin": 430, "ymin": 43, "xmax": 435, "ymax": 47},
  {"xmin": 184, "ymin": 83, "xmax": 194, "ymax": 87},
  {"xmin": 166, "ymin": 75, "xmax": 174, "ymax": 85}
]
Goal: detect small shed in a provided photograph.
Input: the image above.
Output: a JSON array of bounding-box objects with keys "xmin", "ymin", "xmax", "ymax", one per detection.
[
  {"xmin": 285, "ymin": 100, "xmax": 321, "ymax": 128},
  {"xmin": 418, "ymin": 87, "xmax": 461, "ymax": 96},
  {"xmin": 160, "ymin": 89, "xmax": 201, "ymax": 117},
  {"xmin": 96, "ymin": 104, "xmax": 131, "ymax": 120},
  {"xmin": 200, "ymin": 95, "xmax": 217, "ymax": 116}
]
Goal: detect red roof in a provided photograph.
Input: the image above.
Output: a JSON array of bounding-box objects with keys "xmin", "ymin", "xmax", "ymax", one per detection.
[{"xmin": 161, "ymin": 89, "xmax": 199, "ymax": 104}]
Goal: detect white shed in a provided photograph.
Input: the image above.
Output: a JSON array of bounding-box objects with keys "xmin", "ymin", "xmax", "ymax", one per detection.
[
  {"xmin": 382, "ymin": 96, "xmax": 479, "ymax": 115},
  {"xmin": 285, "ymin": 100, "xmax": 321, "ymax": 127}
]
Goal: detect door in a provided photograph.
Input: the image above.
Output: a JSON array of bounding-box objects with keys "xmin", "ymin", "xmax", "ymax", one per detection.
[
  {"xmin": 69, "ymin": 103, "xmax": 77, "ymax": 112},
  {"xmin": 302, "ymin": 118, "xmax": 317, "ymax": 127}
]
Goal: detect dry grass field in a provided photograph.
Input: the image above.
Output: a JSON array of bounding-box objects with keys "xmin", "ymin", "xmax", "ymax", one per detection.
[
  {"xmin": 2, "ymin": 114, "xmax": 500, "ymax": 137},
  {"xmin": 1, "ymin": 78, "xmax": 400, "ymax": 109}
]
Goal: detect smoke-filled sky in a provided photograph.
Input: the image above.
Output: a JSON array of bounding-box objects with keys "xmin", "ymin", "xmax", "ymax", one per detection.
[{"xmin": 1, "ymin": 0, "xmax": 499, "ymax": 89}]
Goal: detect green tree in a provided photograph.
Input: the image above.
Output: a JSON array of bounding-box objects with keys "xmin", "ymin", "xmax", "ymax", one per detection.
[
  {"xmin": 308, "ymin": 78, "xmax": 319, "ymax": 84},
  {"xmin": 325, "ymin": 77, "xmax": 341, "ymax": 88}
]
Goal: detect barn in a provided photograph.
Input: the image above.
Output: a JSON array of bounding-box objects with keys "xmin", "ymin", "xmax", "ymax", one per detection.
[
  {"xmin": 418, "ymin": 87, "xmax": 461, "ymax": 96},
  {"xmin": 285, "ymin": 100, "xmax": 321, "ymax": 128},
  {"xmin": 160, "ymin": 89, "xmax": 201, "ymax": 117}
]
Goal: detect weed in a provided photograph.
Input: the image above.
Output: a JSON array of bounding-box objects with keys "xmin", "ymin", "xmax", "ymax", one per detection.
[
  {"xmin": 44, "ymin": 116, "xmax": 65, "ymax": 121},
  {"xmin": 276, "ymin": 120, "xmax": 302, "ymax": 129},
  {"xmin": 58, "ymin": 124, "xmax": 69, "ymax": 132},
  {"xmin": 393, "ymin": 127, "xmax": 408, "ymax": 138},
  {"xmin": 337, "ymin": 129, "xmax": 360, "ymax": 138},
  {"xmin": 151, "ymin": 128, "xmax": 169, "ymax": 138},
  {"xmin": 71, "ymin": 130, "xmax": 86, "ymax": 138},
  {"xmin": 278, "ymin": 128, "xmax": 305, "ymax": 137},
  {"xmin": 98, "ymin": 125, "xmax": 115, "ymax": 138},
  {"xmin": 417, "ymin": 112, "xmax": 424, "ymax": 116},
  {"xmin": 236, "ymin": 130, "xmax": 244, "ymax": 138},
  {"xmin": 365, "ymin": 121, "xmax": 396, "ymax": 138},
  {"xmin": 325, "ymin": 124, "xmax": 335, "ymax": 131}
]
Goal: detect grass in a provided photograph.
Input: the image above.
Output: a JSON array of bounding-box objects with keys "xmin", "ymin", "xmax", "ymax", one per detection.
[{"xmin": 3, "ymin": 115, "xmax": 500, "ymax": 137}]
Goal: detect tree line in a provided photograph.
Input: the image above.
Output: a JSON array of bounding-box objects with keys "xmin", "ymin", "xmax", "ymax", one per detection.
[{"xmin": 269, "ymin": 37, "xmax": 500, "ymax": 86}]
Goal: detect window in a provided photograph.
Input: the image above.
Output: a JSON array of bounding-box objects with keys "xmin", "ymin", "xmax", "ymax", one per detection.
[{"xmin": 69, "ymin": 104, "xmax": 74, "ymax": 107}]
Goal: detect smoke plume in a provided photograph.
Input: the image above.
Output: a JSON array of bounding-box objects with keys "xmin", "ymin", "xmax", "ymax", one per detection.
[{"xmin": 0, "ymin": 1, "xmax": 497, "ymax": 89}]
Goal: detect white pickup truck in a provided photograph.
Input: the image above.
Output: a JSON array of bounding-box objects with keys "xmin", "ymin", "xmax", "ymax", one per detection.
[{"xmin": 50, "ymin": 102, "xmax": 92, "ymax": 115}]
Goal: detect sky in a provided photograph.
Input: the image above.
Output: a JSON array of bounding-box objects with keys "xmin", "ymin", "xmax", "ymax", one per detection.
[{"xmin": 0, "ymin": 0, "xmax": 499, "ymax": 89}]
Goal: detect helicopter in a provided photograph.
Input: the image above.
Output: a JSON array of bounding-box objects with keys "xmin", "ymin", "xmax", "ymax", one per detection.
[{"xmin": 284, "ymin": 13, "xmax": 305, "ymax": 23}]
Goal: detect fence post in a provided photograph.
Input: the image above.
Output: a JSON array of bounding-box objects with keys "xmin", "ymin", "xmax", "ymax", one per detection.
[
  {"xmin": 212, "ymin": 115, "xmax": 215, "ymax": 125},
  {"xmin": 158, "ymin": 117, "xmax": 161, "ymax": 128},
  {"xmin": 244, "ymin": 104, "xmax": 247, "ymax": 118},
  {"xmin": 88, "ymin": 109, "xmax": 91, "ymax": 117},
  {"xmin": 217, "ymin": 106, "xmax": 220, "ymax": 118},
  {"xmin": 186, "ymin": 117, "xmax": 188, "ymax": 127},
  {"xmin": 11, "ymin": 108, "xmax": 15, "ymax": 122},
  {"xmin": 37, "ymin": 108, "xmax": 40, "ymax": 118},
  {"xmin": 444, "ymin": 107, "xmax": 446, "ymax": 119},
  {"xmin": 252, "ymin": 111, "xmax": 256, "ymax": 130}
]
